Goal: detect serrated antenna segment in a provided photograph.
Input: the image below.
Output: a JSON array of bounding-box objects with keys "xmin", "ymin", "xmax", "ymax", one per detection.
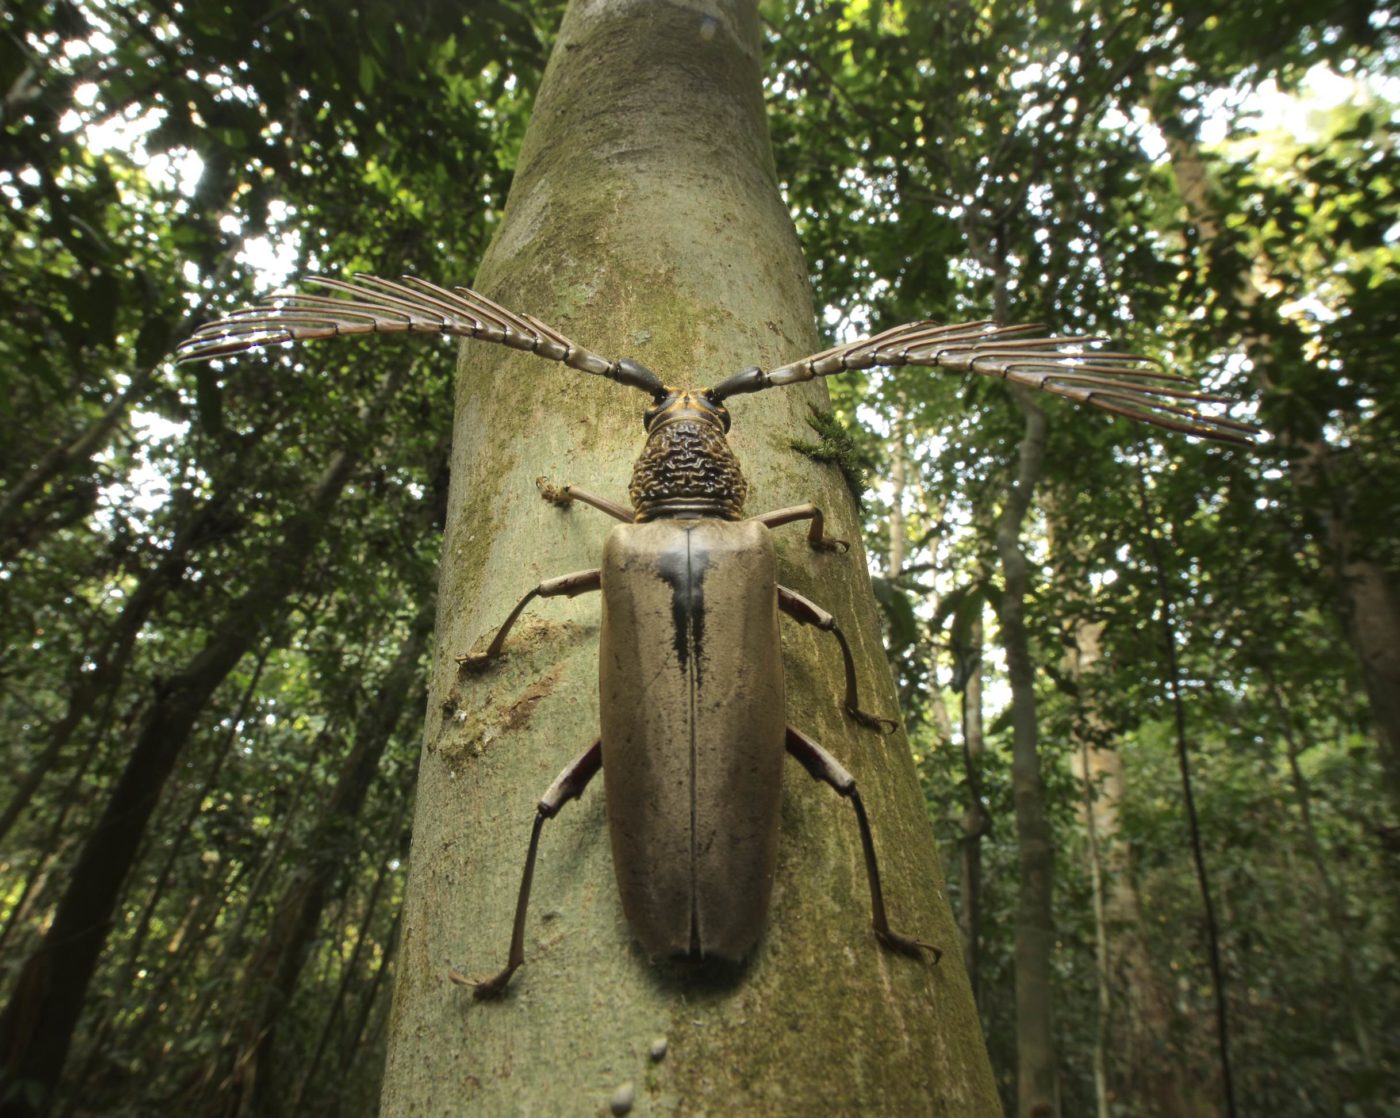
[
  {"xmin": 176, "ymin": 272, "xmax": 618, "ymax": 379},
  {"xmin": 739, "ymin": 319, "xmax": 1257, "ymax": 445}
]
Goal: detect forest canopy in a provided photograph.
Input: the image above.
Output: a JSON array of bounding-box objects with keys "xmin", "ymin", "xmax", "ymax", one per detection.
[{"xmin": 1, "ymin": 0, "xmax": 1397, "ymax": 1114}]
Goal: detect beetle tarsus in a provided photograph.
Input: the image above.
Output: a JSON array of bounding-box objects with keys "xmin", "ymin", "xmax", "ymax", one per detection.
[
  {"xmin": 448, "ymin": 964, "xmax": 518, "ymax": 999},
  {"xmin": 810, "ymin": 535, "xmax": 850, "ymax": 554},
  {"xmin": 847, "ymin": 705, "xmax": 899, "ymax": 734},
  {"xmin": 456, "ymin": 651, "xmax": 499, "ymax": 673},
  {"xmin": 536, "ymin": 476, "xmax": 573, "ymax": 506},
  {"xmin": 471, "ymin": 971, "xmax": 516, "ymax": 1000},
  {"xmin": 536, "ymin": 481, "xmax": 636, "ymax": 524},
  {"xmin": 875, "ymin": 926, "xmax": 943, "ymax": 964}
]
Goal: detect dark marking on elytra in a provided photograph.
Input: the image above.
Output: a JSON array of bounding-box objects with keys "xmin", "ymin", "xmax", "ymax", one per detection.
[{"xmin": 654, "ymin": 527, "xmax": 710, "ymax": 684}]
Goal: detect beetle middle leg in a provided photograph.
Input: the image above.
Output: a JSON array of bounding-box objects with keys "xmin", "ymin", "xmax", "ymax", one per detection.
[
  {"xmin": 452, "ymin": 739, "xmax": 604, "ymax": 999},
  {"xmin": 784, "ymin": 726, "xmax": 940, "ymax": 963},
  {"xmin": 457, "ymin": 568, "xmax": 601, "ymax": 670},
  {"xmin": 777, "ymin": 585, "xmax": 897, "ymax": 732}
]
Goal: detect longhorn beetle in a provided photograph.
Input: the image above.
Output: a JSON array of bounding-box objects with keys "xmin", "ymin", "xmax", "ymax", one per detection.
[{"xmin": 180, "ymin": 274, "xmax": 1256, "ymax": 996}]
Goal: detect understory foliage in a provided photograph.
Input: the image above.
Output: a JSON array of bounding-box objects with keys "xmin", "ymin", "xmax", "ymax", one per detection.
[{"xmin": 2, "ymin": 0, "xmax": 1396, "ymax": 1114}]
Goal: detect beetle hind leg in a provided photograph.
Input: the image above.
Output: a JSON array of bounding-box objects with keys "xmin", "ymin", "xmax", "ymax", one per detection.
[
  {"xmin": 452, "ymin": 739, "xmax": 603, "ymax": 999},
  {"xmin": 784, "ymin": 726, "xmax": 941, "ymax": 964}
]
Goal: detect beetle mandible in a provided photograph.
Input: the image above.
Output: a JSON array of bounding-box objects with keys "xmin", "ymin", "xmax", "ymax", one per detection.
[{"xmin": 180, "ymin": 274, "xmax": 1256, "ymax": 996}]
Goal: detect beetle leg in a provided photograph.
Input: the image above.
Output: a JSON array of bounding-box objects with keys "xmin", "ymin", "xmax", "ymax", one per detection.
[
  {"xmin": 750, "ymin": 503, "xmax": 848, "ymax": 552},
  {"xmin": 536, "ymin": 477, "xmax": 636, "ymax": 523},
  {"xmin": 784, "ymin": 726, "xmax": 941, "ymax": 963},
  {"xmin": 453, "ymin": 739, "xmax": 604, "ymax": 999},
  {"xmin": 777, "ymin": 586, "xmax": 898, "ymax": 732},
  {"xmin": 456, "ymin": 568, "xmax": 602, "ymax": 670}
]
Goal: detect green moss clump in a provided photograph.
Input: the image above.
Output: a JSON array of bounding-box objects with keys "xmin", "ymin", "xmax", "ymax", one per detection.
[{"xmin": 787, "ymin": 407, "xmax": 876, "ymax": 507}]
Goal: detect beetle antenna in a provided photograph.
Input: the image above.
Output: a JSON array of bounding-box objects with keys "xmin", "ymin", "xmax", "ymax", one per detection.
[
  {"xmin": 705, "ymin": 320, "xmax": 1258, "ymax": 445},
  {"xmin": 176, "ymin": 272, "xmax": 667, "ymax": 399}
]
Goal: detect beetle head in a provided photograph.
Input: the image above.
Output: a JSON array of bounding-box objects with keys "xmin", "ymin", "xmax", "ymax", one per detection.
[
  {"xmin": 642, "ymin": 388, "xmax": 732, "ymax": 434},
  {"xmin": 630, "ymin": 387, "xmax": 748, "ymax": 522}
]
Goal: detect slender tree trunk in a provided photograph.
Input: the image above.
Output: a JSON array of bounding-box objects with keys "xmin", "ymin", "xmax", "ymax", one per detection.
[
  {"xmin": 380, "ymin": 2, "xmax": 999, "ymax": 1114},
  {"xmin": 1066, "ymin": 621, "xmax": 1214, "ymax": 1118},
  {"xmin": 1263, "ymin": 666, "xmax": 1376, "ymax": 1066},
  {"xmin": 1075, "ymin": 729, "xmax": 1111, "ymax": 1118},
  {"xmin": 0, "ymin": 373, "xmax": 402, "ymax": 1116},
  {"xmin": 140, "ymin": 859, "xmax": 251, "ymax": 1021},
  {"xmin": 0, "ymin": 238, "xmax": 237, "ymax": 562},
  {"xmin": 994, "ymin": 391, "xmax": 1058, "ymax": 1118},
  {"xmin": 888, "ymin": 420, "xmax": 956, "ymax": 742},
  {"xmin": 0, "ymin": 366, "xmax": 159, "ymax": 550},
  {"xmin": 320, "ymin": 904, "xmax": 403, "ymax": 1118},
  {"xmin": 305, "ymin": 852, "xmax": 395, "ymax": 1100},
  {"xmin": 958, "ymin": 615, "xmax": 988, "ymax": 1006},
  {"xmin": 890, "ymin": 417, "xmax": 909, "ymax": 577},
  {"xmin": 0, "ymin": 841, "xmax": 70, "ymax": 959},
  {"xmin": 1136, "ymin": 469, "xmax": 1236, "ymax": 1118}
]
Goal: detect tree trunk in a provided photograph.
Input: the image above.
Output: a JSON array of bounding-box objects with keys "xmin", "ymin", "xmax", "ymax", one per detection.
[
  {"xmin": 994, "ymin": 392, "xmax": 1058, "ymax": 1118},
  {"xmin": 380, "ymin": 2, "xmax": 999, "ymax": 1114}
]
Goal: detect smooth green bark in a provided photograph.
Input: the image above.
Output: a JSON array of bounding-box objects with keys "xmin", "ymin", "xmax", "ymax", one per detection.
[{"xmin": 380, "ymin": 2, "xmax": 1000, "ymax": 1113}]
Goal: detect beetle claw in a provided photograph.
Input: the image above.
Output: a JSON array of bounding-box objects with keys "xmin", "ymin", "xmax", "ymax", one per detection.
[
  {"xmin": 536, "ymin": 476, "xmax": 572, "ymax": 506},
  {"xmin": 456, "ymin": 652, "xmax": 498, "ymax": 673},
  {"xmin": 848, "ymin": 706, "xmax": 898, "ymax": 734},
  {"xmin": 449, "ymin": 965, "xmax": 516, "ymax": 1000},
  {"xmin": 875, "ymin": 928, "xmax": 942, "ymax": 964}
]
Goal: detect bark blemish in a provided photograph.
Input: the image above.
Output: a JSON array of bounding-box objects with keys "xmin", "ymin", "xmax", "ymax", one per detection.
[{"xmin": 498, "ymin": 664, "xmax": 567, "ymax": 734}]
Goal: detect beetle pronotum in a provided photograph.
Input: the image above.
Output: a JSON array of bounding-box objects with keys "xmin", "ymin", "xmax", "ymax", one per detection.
[{"xmin": 181, "ymin": 274, "xmax": 1255, "ymax": 995}]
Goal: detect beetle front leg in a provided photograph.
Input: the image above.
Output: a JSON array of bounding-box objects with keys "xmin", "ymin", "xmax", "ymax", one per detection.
[
  {"xmin": 784, "ymin": 726, "xmax": 940, "ymax": 963},
  {"xmin": 751, "ymin": 503, "xmax": 848, "ymax": 552},
  {"xmin": 457, "ymin": 568, "xmax": 602, "ymax": 670},
  {"xmin": 777, "ymin": 585, "xmax": 897, "ymax": 732},
  {"xmin": 536, "ymin": 477, "xmax": 636, "ymax": 524},
  {"xmin": 452, "ymin": 739, "xmax": 604, "ymax": 999}
]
